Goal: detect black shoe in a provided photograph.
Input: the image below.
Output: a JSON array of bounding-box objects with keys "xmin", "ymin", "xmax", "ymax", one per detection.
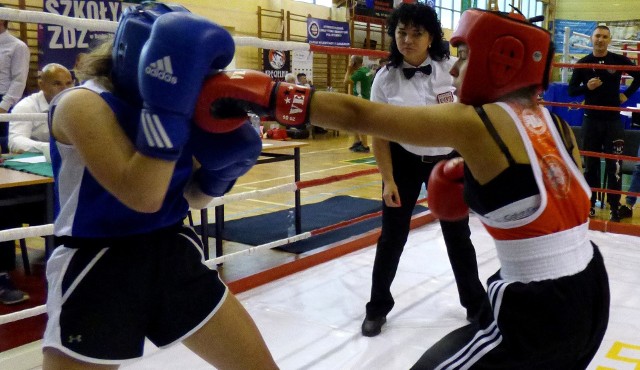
[
  {"xmin": 610, "ymin": 208, "xmax": 621, "ymax": 222},
  {"xmin": 619, "ymin": 205, "xmax": 633, "ymax": 219},
  {"xmin": 349, "ymin": 141, "xmax": 362, "ymax": 151},
  {"xmin": 0, "ymin": 274, "xmax": 29, "ymax": 305},
  {"xmin": 589, "ymin": 207, "xmax": 596, "ymax": 218},
  {"xmin": 361, "ymin": 316, "xmax": 386, "ymax": 337},
  {"xmin": 353, "ymin": 144, "xmax": 370, "ymax": 153}
]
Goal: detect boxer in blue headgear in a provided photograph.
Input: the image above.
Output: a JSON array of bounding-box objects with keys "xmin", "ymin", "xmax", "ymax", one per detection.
[{"xmin": 111, "ymin": 2, "xmax": 190, "ymax": 104}]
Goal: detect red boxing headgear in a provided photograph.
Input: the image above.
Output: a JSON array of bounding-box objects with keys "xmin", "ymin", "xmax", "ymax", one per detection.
[{"xmin": 450, "ymin": 9, "xmax": 554, "ymax": 106}]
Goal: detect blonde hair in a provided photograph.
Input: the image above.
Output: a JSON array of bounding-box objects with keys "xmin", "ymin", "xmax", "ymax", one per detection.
[{"xmin": 75, "ymin": 38, "xmax": 114, "ymax": 90}]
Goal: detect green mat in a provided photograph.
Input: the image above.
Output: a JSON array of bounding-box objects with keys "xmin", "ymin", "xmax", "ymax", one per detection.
[{"xmin": 1, "ymin": 152, "xmax": 53, "ymax": 178}]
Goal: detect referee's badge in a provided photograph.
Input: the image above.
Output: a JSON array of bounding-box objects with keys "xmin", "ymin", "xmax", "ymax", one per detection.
[{"xmin": 437, "ymin": 91, "xmax": 454, "ymax": 104}]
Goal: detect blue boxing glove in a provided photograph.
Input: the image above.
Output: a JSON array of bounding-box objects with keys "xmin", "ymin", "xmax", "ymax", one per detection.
[
  {"xmin": 136, "ymin": 12, "xmax": 235, "ymax": 161},
  {"xmin": 112, "ymin": 2, "xmax": 189, "ymax": 105},
  {"xmin": 191, "ymin": 122, "xmax": 262, "ymax": 196}
]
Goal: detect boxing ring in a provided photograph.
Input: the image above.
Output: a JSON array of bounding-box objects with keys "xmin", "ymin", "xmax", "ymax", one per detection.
[{"xmin": 0, "ymin": 8, "xmax": 639, "ymax": 370}]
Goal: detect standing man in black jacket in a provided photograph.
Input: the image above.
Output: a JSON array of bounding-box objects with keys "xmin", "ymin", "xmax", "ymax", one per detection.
[{"xmin": 568, "ymin": 25, "xmax": 640, "ymax": 221}]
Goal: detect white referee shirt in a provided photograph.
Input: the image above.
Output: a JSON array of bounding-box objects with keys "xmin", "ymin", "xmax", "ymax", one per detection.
[
  {"xmin": 8, "ymin": 90, "xmax": 50, "ymax": 154},
  {"xmin": 0, "ymin": 30, "xmax": 29, "ymax": 111},
  {"xmin": 370, "ymin": 56, "xmax": 457, "ymax": 156}
]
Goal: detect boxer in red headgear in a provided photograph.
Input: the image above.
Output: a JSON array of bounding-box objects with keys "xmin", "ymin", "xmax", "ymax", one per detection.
[
  {"xmin": 449, "ymin": 9, "xmax": 554, "ymax": 106},
  {"xmin": 200, "ymin": 7, "xmax": 609, "ymax": 369}
]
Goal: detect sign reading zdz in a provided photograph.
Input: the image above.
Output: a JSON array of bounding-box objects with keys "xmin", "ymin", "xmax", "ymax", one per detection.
[{"xmin": 38, "ymin": 0, "xmax": 125, "ymax": 70}]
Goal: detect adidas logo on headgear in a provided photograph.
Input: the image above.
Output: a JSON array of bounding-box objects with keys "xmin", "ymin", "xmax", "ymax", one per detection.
[{"xmin": 145, "ymin": 56, "xmax": 178, "ymax": 84}]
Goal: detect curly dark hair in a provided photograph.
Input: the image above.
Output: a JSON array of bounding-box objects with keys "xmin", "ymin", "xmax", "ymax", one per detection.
[{"xmin": 386, "ymin": 3, "xmax": 449, "ymax": 68}]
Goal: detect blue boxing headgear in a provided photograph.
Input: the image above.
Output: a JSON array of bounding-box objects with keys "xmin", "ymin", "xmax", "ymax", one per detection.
[{"xmin": 112, "ymin": 2, "xmax": 189, "ymax": 104}]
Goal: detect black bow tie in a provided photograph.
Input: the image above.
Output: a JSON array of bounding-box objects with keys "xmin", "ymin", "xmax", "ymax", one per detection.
[{"xmin": 403, "ymin": 64, "xmax": 432, "ymax": 79}]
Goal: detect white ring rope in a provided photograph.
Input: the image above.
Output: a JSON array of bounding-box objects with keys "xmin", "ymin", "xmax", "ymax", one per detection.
[
  {"xmin": 0, "ymin": 8, "xmax": 314, "ymax": 53},
  {"xmin": 0, "ymin": 112, "xmax": 46, "ymax": 122},
  {"xmin": 205, "ymin": 232, "xmax": 312, "ymax": 267},
  {"xmin": 0, "ymin": 305, "xmax": 46, "ymax": 325},
  {"xmin": 202, "ymin": 183, "xmax": 298, "ymax": 208},
  {"xmin": 570, "ymin": 42, "xmax": 640, "ymax": 55},
  {"xmin": 0, "ymin": 224, "xmax": 53, "ymax": 243},
  {"xmin": 572, "ymin": 31, "xmax": 640, "ymax": 46},
  {"xmin": 233, "ymin": 36, "xmax": 310, "ymax": 51},
  {"xmin": 0, "ymin": 8, "xmax": 117, "ymax": 32}
]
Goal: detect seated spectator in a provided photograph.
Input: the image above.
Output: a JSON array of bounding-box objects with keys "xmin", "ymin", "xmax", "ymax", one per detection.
[
  {"xmin": 284, "ymin": 73, "xmax": 296, "ymax": 84},
  {"xmin": 297, "ymin": 73, "xmax": 311, "ymax": 87},
  {"xmin": 9, "ymin": 63, "xmax": 74, "ymax": 154}
]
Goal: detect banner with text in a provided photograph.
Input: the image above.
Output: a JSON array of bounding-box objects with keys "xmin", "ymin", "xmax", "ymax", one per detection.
[
  {"xmin": 553, "ymin": 20, "xmax": 597, "ymax": 55},
  {"xmin": 39, "ymin": 0, "xmax": 127, "ymax": 70},
  {"xmin": 306, "ymin": 17, "xmax": 350, "ymax": 47},
  {"xmin": 354, "ymin": 0, "xmax": 394, "ymax": 20},
  {"xmin": 263, "ymin": 49, "xmax": 291, "ymax": 82}
]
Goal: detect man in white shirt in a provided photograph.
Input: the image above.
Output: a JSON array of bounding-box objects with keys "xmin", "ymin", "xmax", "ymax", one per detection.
[
  {"xmin": 9, "ymin": 63, "xmax": 73, "ymax": 154},
  {"xmin": 0, "ymin": 13, "xmax": 29, "ymax": 114}
]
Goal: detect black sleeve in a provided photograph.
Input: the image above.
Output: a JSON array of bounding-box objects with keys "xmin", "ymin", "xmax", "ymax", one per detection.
[{"xmin": 567, "ymin": 66, "xmax": 587, "ymax": 97}]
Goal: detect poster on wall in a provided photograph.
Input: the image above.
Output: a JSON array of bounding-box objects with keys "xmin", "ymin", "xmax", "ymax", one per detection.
[
  {"xmin": 553, "ymin": 20, "xmax": 597, "ymax": 56},
  {"xmin": 292, "ymin": 50, "xmax": 313, "ymax": 86},
  {"xmin": 306, "ymin": 18, "xmax": 350, "ymax": 47},
  {"xmin": 263, "ymin": 49, "xmax": 291, "ymax": 82},
  {"xmin": 39, "ymin": 0, "xmax": 127, "ymax": 70}
]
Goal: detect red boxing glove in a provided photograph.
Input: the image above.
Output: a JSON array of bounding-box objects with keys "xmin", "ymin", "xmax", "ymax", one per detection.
[
  {"xmin": 427, "ymin": 157, "xmax": 470, "ymax": 221},
  {"xmin": 194, "ymin": 70, "xmax": 313, "ymax": 133}
]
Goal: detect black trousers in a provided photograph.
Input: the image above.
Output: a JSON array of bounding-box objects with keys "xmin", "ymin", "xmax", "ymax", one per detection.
[
  {"xmin": 0, "ymin": 186, "xmax": 47, "ymax": 272},
  {"xmin": 582, "ymin": 115, "xmax": 625, "ymax": 208},
  {"xmin": 365, "ymin": 143, "xmax": 487, "ymax": 319}
]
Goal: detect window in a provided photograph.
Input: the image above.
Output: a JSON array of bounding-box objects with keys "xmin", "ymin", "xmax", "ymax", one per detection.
[
  {"xmin": 419, "ymin": 0, "xmax": 545, "ymax": 31},
  {"xmin": 293, "ymin": 0, "xmax": 332, "ymax": 6}
]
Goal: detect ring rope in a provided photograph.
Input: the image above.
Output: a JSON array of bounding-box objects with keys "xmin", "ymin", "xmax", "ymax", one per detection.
[
  {"xmin": 541, "ymin": 101, "xmax": 640, "ymax": 114},
  {"xmin": 571, "ymin": 31, "xmax": 640, "ymax": 46},
  {"xmin": 581, "ymin": 150, "xmax": 640, "ymax": 163},
  {"xmin": 0, "ymin": 305, "xmax": 46, "ymax": 325},
  {"xmin": 568, "ymin": 43, "xmax": 640, "ymax": 55},
  {"xmin": 0, "ymin": 112, "xmax": 47, "ymax": 122},
  {"xmin": 202, "ymin": 168, "xmax": 380, "ymax": 209},
  {"xmin": 590, "ymin": 187, "xmax": 640, "ymax": 198},
  {"xmin": 553, "ymin": 62, "xmax": 640, "ymax": 71},
  {"xmin": 0, "ymin": 7, "xmax": 117, "ymax": 32}
]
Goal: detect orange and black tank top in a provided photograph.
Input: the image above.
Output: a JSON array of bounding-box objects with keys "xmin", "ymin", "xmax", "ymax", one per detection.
[{"xmin": 463, "ymin": 102, "xmax": 591, "ymax": 241}]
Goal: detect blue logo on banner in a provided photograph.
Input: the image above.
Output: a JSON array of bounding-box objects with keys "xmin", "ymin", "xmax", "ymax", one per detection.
[{"xmin": 307, "ymin": 18, "xmax": 350, "ymax": 47}]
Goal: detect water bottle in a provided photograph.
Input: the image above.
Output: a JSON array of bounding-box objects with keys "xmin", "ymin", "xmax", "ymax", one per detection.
[
  {"xmin": 249, "ymin": 113, "xmax": 261, "ymax": 135},
  {"xmin": 419, "ymin": 182, "xmax": 427, "ymax": 199},
  {"xmin": 287, "ymin": 210, "xmax": 296, "ymax": 237}
]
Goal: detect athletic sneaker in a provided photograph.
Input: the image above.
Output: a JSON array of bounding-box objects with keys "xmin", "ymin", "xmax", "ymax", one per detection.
[
  {"xmin": 353, "ymin": 144, "xmax": 370, "ymax": 153},
  {"xmin": 618, "ymin": 205, "xmax": 633, "ymax": 219},
  {"xmin": 0, "ymin": 274, "xmax": 29, "ymax": 305}
]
